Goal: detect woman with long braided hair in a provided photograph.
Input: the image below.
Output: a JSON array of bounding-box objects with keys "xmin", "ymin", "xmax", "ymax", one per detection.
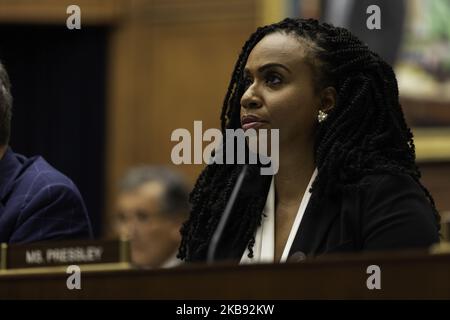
[{"xmin": 178, "ymin": 18, "xmax": 440, "ymax": 263}]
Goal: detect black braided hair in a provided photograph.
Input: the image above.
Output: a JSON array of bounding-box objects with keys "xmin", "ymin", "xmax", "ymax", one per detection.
[{"xmin": 178, "ymin": 18, "xmax": 441, "ymax": 262}]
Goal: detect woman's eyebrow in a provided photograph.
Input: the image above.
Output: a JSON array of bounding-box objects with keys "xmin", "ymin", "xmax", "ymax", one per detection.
[
  {"xmin": 259, "ymin": 63, "xmax": 291, "ymax": 73},
  {"xmin": 244, "ymin": 63, "xmax": 291, "ymax": 74}
]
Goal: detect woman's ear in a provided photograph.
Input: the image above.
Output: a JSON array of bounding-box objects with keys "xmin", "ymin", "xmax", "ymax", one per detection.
[{"xmin": 320, "ymin": 86, "xmax": 337, "ymax": 113}]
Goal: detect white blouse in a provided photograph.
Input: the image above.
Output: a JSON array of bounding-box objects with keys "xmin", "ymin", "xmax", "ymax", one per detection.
[{"xmin": 240, "ymin": 168, "xmax": 318, "ymax": 264}]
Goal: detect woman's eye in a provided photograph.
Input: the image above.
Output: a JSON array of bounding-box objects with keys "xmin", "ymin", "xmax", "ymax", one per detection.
[
  {"xmin": 266, "ymin": 74, "xmax": 282, "ymax": 86},
  {"xmin": 243, "ymin": 77, "xmax": 253, "ymax": 89}
]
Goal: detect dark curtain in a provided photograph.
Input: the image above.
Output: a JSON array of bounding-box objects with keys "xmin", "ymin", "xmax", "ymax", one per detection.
[
  {"xmin": 0, "ymin": 24, "xmax": 108, "ymax": 237},
  {"xmin": 320, "ymin": 0, "xmax": 406, "ymax": 65}
]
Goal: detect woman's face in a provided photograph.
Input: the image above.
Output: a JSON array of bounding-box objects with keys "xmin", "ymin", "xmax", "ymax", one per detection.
[{"xmin": 240, "ymin": 32, "xmax": 321, "ymax": 146}]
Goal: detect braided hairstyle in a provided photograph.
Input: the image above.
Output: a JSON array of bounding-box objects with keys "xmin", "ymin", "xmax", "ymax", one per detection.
[{"xmin": 178, "ymin": 18, "xmax": 441, "ymax": 262}]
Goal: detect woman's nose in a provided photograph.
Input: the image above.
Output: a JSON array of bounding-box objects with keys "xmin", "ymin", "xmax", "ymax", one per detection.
[{"xmin": 241, "ymin": 85, "xmax": 262, "ymax": 109}]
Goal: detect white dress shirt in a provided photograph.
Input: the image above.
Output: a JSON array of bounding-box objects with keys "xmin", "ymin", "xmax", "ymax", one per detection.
[{"xmin": 240, "ymin": 168, "xmax": 318, "ymax": 264}]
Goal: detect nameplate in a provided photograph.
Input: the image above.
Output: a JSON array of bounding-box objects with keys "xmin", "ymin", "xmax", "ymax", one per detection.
[{"xmin": 5, "ymin": 239, "xmax": 129, "ymax": 269}]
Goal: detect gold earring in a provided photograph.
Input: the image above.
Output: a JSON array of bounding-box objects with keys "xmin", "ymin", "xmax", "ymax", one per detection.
[{"xmin": 318, "ymin": 110, "xmax": 328, "ymax": 123}]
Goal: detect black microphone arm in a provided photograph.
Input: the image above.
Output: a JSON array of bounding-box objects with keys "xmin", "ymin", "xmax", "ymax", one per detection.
[{"xmin": 207, "ymin": 164, "xmax": 249, "ymax": 264}]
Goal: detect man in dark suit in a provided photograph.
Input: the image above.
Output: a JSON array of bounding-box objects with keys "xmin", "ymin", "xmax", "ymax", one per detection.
[
  {"xmin": 114, "ymin": 166, "xmax": 188, "ymax": 268},
  {"xmin": 0, "ymin": 61, "xmax": 93, "ymax": 243}
]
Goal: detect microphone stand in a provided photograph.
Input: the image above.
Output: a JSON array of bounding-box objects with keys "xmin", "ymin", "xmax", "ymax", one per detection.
[{"xmin": 207, "ymin": 164, "xmax": 249, "ymax": 264}]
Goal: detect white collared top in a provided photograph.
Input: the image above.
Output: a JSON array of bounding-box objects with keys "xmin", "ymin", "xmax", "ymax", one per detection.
[{"xmin": 240, "ymin": 168, "xmax": 318, "ymax": 264}]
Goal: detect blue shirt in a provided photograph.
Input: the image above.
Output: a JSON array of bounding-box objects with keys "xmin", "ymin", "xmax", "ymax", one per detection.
[{"xmin": 0, "ymin": 147, "xmax": 93, "ymax": 243}]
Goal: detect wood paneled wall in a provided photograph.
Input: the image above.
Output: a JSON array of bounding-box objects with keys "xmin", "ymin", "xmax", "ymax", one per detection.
[
  {"xmin": 105, "ymin": 0, "xmax": 260, "ymax": 231},
  {"xmin": 0, "ymin": 0, "xmax": 261, "ymax": 233},
  {"xmin": 0, "ymin": 0, "xmax": 123, "ymax": 25}
]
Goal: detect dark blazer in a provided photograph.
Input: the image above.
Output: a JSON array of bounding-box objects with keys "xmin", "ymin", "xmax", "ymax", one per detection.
[
  {"xmin": 221, "ymin": 172, "xmax": 440, "ymax": 261},
  {"xmin": 0, "ymin": 147, "xmax": 93, "ymax": 243},
  {"xmin": 287, "ymin": 173, "xmax": 440, "ymax": 259}
]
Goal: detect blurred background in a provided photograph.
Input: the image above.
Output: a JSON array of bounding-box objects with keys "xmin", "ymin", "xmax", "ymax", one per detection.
[{"xmin": 0, "ymin": 0, "xmax": 448, "ymax": 241}]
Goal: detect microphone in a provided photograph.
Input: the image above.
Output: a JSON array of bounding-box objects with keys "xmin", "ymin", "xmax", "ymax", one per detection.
[{"xmin": 207, "ymin": 164, "xmax": 249, "ymax": 264}]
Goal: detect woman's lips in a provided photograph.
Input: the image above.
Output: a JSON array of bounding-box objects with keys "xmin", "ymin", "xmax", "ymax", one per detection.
[
  {"xmin": 241, "ymin": 114, "xmax": 268, "ymax": 130},
  {"xmin": 241, "ymin": 121, "xmax": 267, "ymax": 130}
]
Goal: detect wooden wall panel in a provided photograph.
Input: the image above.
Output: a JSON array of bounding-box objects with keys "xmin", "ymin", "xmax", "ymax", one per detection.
[
  {"xmin": 420, "ymin": 163, "xmax": 450, "ymax": 212},
  {"xmin": 105, "ymin": 0, "xmax": 259, "ymax": 232},
  {"xmin": 0, "ymin": 0, "xmax": 124, "ymax": 25}
]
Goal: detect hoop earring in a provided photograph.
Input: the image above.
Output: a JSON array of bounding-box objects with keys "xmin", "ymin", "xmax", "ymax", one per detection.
[{"xmin": 318, "ymin": 110, "xmax": 328, "ymax": 123}]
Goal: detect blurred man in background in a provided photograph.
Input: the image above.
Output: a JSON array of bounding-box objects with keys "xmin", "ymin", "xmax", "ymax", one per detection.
[
  {"xmin": 114, "ymin": 166, "xmax": 189, "ymax": 268},
  {"xmin": 0, "ymin": 60, "xmax": 92, "ymax": 243}
]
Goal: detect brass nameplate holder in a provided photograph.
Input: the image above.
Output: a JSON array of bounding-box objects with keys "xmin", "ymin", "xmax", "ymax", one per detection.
[{"xmin": 0, "ymin": 239, "xmax": 130, "ymax": 270}]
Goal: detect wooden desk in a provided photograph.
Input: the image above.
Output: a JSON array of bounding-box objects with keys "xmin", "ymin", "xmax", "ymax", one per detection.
[{"xmin": 1, "ymin": 249, "xmax": 450, "ymax": 299}]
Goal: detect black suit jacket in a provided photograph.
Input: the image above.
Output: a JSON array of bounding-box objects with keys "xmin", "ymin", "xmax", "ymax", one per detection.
[
  {"xmin": 0, "ymin": 148, "xmax": 93, "ymax": 243},
  {"xmin": 220, "ymin": 172, "xmax": 440, "ymax": 261}
]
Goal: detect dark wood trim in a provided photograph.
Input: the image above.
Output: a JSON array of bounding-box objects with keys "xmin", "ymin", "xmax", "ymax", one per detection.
[
  {"xmin": 130, "ymin": 0, "xmax": 257, "ymax": 24},
  {"xmin": 1, "ymin": 249, "xmax": 450, "ymax": 299},
  {"xmin": 0, "ymin": 0, "xmax": 126, "ymax": 25}
]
